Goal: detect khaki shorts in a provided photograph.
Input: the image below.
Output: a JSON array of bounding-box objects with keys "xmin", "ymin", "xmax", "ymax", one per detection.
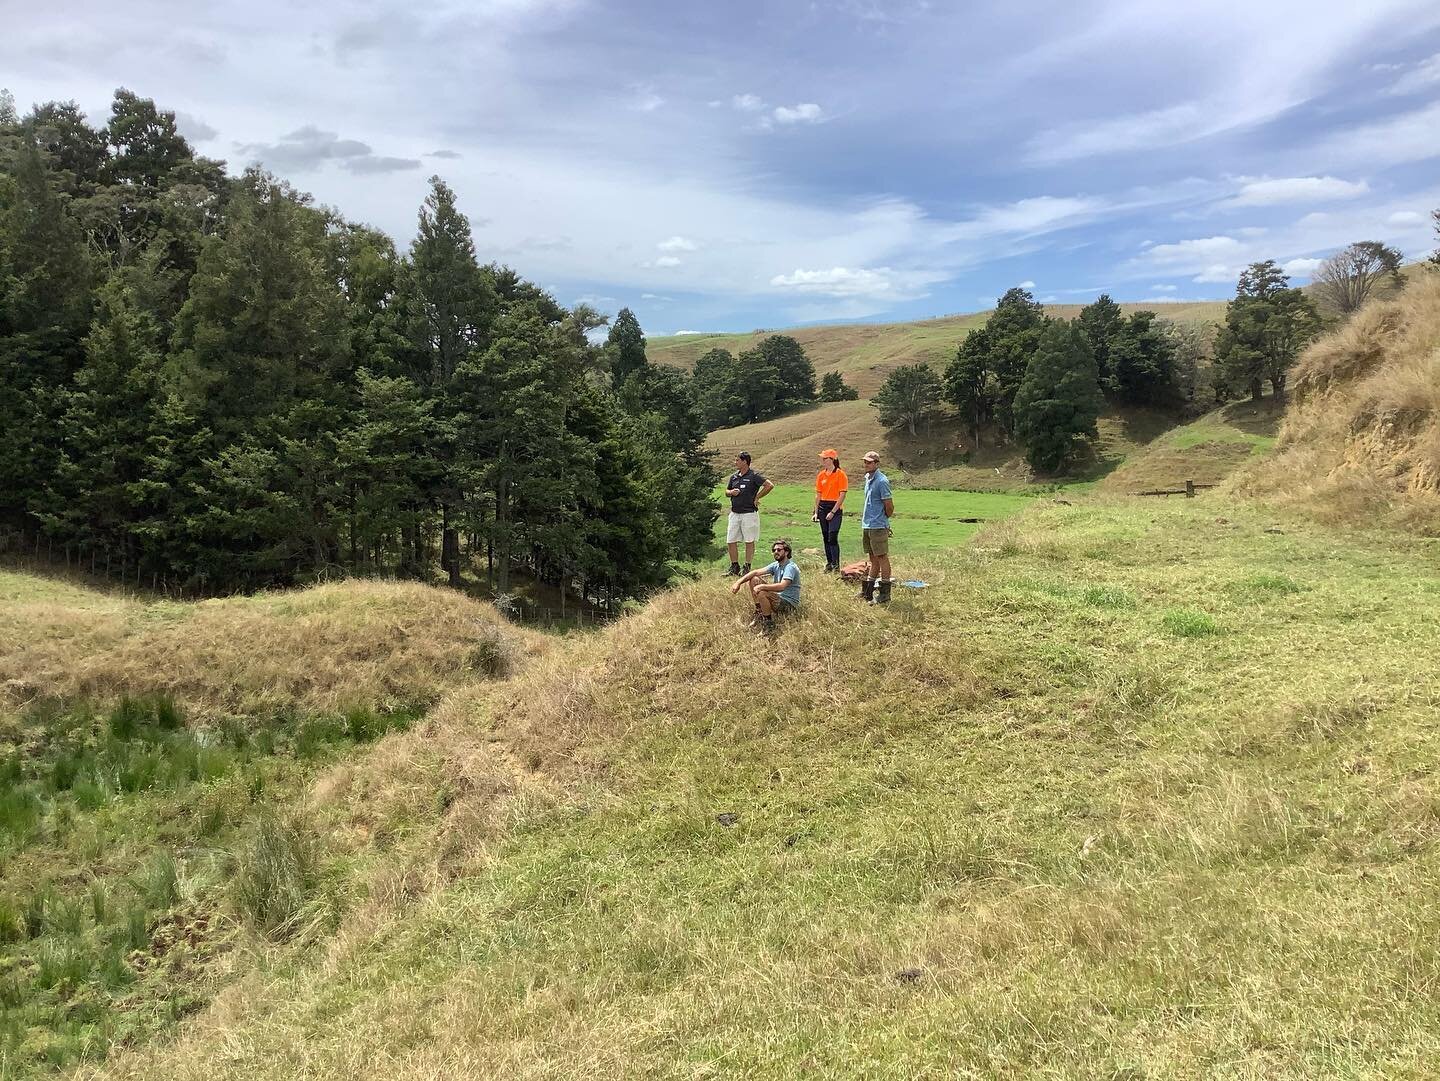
[
  {"xmin": 862, "ymin": 528, "xmax": 890, "ymax": 557},
  {"xmin": 726, "ymin": 511, "xmax": 760, "ymax": 543}
]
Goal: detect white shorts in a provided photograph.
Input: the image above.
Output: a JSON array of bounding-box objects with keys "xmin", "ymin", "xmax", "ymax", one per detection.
[{"xmin": 726, "ymin": 511, "xmax": 760, "ymax": 543}]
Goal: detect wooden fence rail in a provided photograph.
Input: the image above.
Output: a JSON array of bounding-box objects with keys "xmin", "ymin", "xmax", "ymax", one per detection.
[{"xmin": 1136, "ymin": 480, "xmax": 1217, "ymax": 498}]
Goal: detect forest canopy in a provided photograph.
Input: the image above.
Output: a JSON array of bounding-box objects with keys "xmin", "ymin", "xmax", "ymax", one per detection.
[{"xmin": 0, "ymin": 88, "xmax": 717, "ymax": 609}]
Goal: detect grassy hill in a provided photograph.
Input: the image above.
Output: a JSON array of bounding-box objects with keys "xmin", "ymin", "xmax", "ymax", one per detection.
[
  {"xmin": 1099, "ymin": 398, "xmax": 1283, "ymax": 494},
  {"xmin": 649, "ymin": 301, "xmax": 1226, "ymax": 398},
  {"xmin": 1235, "ymin": 271, "xmax": 1440, "ymax": 531},
  {"xmin": 62, "ymin": 496, "xmax": 1440, "ymax": 1079},
  {"xmin": 707, "ymin": 399, "xmax": 1180, "ymax": 491}
]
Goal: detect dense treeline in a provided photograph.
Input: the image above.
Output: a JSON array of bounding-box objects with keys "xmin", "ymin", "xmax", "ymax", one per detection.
[
  {"xmin": 0, "ymin": 88, "xmax": 716, "ymax": 607},
  {"xmin": 689, "ymin": 334, "xmax": 824, "ymax": 428},
  {"xmin": 869, "ymin": 272, "xmax": 1325, "ymax": 473}
]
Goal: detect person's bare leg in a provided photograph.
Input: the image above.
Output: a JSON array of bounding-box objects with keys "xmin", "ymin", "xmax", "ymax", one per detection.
[
  {"xmin": 877, "ymin": 555, "xmax": 892, "ymax": 581},
  {"xmin": 744, "ymin": 540, "xmax": 756, "ymax": 567},
  {"xmin": 752, "ymin": 586, "xmax": 775, "ymax": 615},
  {"xmin": 728, "ymin": 541, "xmax": 739, "ymax": 565}
]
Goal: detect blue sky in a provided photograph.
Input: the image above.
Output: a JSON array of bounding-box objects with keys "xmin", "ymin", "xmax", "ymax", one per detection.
[{"xmin": 5, "ymin": 0, "xmax": 1440, "ymax": 335}]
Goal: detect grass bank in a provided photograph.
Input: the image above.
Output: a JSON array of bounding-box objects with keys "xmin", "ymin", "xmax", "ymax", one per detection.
[{"xmin": 93, "ymin": 496, "xmax": 1440, "ymax": 1079}]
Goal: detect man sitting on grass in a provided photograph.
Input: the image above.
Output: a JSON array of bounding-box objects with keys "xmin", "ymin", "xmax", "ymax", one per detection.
[{"xmin": 730, "ymin": 540, "xmax": 800, "ymax": 633}]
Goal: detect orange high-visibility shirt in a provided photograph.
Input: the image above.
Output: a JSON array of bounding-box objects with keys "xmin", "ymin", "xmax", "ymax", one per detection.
[{"xmin": 816, "ymin": 468, "xmax": 848, "ymax": 502}]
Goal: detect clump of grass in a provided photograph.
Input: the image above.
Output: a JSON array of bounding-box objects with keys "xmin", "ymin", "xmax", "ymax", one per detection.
[
  {"xmin": 23, "ymin": 887, "xmax": 51, "ymax": 939},
  {"xmin": 1081, "ymin": 584, "xmax": 1138, "ymax": 609},
  {"xmin": 230, "ymin": 815, "xmax": 326, "ymax": 941},
  {"xmin": 0, "ymin": 895, "xmax": 21, "ymax": 943},
  {"xmin": 135, "ymin": 851, "xmax": 180, "ymax": 911},
  {"xmin": 1229, "ymin": 571, "xmax": 1306, "ymax": 598},
  {"xmin": 1161, "ymin": 608, "xmax": 1222, "ymax": 637}
]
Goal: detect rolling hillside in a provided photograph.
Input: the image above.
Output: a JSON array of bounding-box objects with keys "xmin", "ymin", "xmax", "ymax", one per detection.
[
  {"xmin": 648, "ymin": 301, "xmax": 1226, "ymax": 398},
  {"xmin": 78, "ymin": 498, "xmax": 1440, "ymax": 1080}
]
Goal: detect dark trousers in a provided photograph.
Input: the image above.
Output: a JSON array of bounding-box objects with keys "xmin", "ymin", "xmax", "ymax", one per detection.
[{"xmin": 817, "ymin": 500, "xmax": 843, "ymax": 567}]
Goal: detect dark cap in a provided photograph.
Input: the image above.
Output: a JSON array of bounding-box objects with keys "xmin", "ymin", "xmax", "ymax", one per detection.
[{"xmin": 737, "ymin": 451, "xmax": 752, "ymax": 462}]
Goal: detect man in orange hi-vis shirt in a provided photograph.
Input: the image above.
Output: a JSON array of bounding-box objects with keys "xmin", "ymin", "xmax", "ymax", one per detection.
[{"xmin": 812, "ymin": 449, "xmax": 848, "ymax": 572}]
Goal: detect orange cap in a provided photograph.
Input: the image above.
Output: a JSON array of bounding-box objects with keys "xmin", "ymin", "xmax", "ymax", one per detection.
[{"xmin": 819, "ymin": 448, "xmax": 838, "ymax": 459}]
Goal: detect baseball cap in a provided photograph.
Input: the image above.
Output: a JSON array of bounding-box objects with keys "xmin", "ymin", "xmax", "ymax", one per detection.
[
  {"xmin": 863, "ymin": 451, "xmax": 880, "ymax": 462},
  {"xmin": 819, "ymin": 448, "xmax": 838, "ymax": 460}
]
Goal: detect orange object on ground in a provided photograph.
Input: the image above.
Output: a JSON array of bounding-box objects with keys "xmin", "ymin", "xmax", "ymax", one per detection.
[{"xmin": 815, "ymin": 468, "xmax": 848, "ymax": 502}]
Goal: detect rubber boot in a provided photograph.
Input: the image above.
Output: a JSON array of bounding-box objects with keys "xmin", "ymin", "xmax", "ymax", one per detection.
[
  {"xmin": 857, "ymin": 578, "xmax": 875, "ymax": 602},
  {"xmin": 875, "ymin": 578, "xmax": 893, "ymax": 605}
]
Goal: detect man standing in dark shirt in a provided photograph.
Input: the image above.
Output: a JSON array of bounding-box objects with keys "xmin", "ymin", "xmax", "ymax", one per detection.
[{"xmin": 724, "ymin": 451, "xmax": 773, "ymax": 576}]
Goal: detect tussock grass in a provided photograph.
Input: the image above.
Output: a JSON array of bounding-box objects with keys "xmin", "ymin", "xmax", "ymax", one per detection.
[
  {"xmin": 0, "ymin": 575, "xmax": 534, "ymax": 720},
  {"xmin": 91, "ymin": 496, "xmax": 1440, "ymax": 1079},
  {"xmin": 1234, "ymin": 271, "xmax": 1440, "ymax": 531}
]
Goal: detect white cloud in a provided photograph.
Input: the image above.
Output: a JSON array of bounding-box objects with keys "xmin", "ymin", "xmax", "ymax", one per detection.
[
  {"xmin": 1141, "ymin": 235, "xmax": 1245, "ymax": 269},
  {"xmin": 1126, "ymin": 187, "xmax": 1440, "ymax": 288},
  {"xmin": 633, "ymin": 91, "xmax": 664, "ymax": 112},
  {"xmin": 1149, "ymin": 284, "xmax": 1177, "ymax": 292},
  {"xmin": 1389, "ymin": 52, "xmax": 1440, "ymax": 95},
  {"xmin": 1018, "ymin": 279, "xmax": 1036, "ymax": 288},
  {"xmin": 657, "ymin": 235, "xmax": 698, "ymax": 252},
  {"xmin": 732, "ymin": 93, "xmax": 765, "ymax": 112},
  {"xmin": 772, "ymin": 103, "xmax": 823, "ymax": 124},
  {"xmin": 1222, "ymin": 176, "xmax": 1369, "ymax": 208},
  {"xmin": 672, "ymin": 330, "xmax": 704, "ymax": 335},
  {"xmin": 1192, "ymin": 267, "xmax": 1238, "ymax": 284},
  {"xmin": 1313, "ymin": 101, "xmax": 1440, "ymax": 169},
  {"xmin": 640, "ymin": 293, "xmax": 673, "ymax": 301},
  {"xmin": 653, "ymin": 255, "xmax": 682, "ymax": 268},
  {"xmin": 769, "ymin": 265, "xmax": 934, "ymax": 301},
  {"xmin": 1282, "ymin": 256, "xmax": 1324, "ymax": 278},
  {"xmin": 1019, "ymin": 3, "xmax": 1440, "ymax": 164}
]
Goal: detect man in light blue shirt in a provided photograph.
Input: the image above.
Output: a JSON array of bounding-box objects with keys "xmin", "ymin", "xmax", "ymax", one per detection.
[
  {"xmin": 730, "ymin": 539, "xmax": 800, "ymax": 634},
  {"xmin": 858, "ymin": 450, "xmax": 895, "ymax": 605}
]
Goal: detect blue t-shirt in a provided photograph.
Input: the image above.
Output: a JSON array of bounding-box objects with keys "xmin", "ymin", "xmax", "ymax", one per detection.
[
  {"xmin": 765, "ymin": 560, "xmax": 801, "ymax": 607},
  {"xmin": 862, "ymin": 470, "xmax": 892, "ymax": 529}
]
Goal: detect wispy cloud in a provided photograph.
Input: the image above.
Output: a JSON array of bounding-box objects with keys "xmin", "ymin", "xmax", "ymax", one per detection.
[
  {"xmin": 1221, "ymin": 176, "xmax": 1369, "ymax": 208},
  {"xmin": 1388, "ymin": 51, "xmax": 1440, "ymax": 95},
  {"xmin": 1312, "ymin": 100, "xmax": 1440, "ymax": 169}
]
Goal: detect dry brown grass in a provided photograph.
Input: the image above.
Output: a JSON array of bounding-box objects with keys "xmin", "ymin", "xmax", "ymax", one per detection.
[
  {"xmin": 0, "ymin": 573, "xmax": 539, "ymax": 719},
  {"xmin": 1232, "ymin": 271, "xmax": 1440, "ymax": 531}
]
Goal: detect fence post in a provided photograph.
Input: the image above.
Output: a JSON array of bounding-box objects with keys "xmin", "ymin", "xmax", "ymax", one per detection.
[{"xmin": 1185, "ymin": 479, "xmax": 1195, "ymax": 498}]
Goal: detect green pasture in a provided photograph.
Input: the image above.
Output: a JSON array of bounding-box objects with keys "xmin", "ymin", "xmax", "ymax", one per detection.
[{"xmin": 710, "ymin": 484, "xmax": 1037, "ymax": 563}]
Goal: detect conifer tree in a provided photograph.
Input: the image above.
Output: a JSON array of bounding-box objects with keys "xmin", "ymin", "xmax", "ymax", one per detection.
[
  {"xmin": 606, "ymin": 307, "xmax": 647, "ymax": 387},
  {"xmin": 0, "ymin": 135, "xmax": 93, "ymax": 529},
  {"xmin": 1077, "ymin": 294, "xmax": 1124, "ymax": 390},
  {"xmin": 1013, "ymin": 322, "xmax": 1103, "ymax": 473}
]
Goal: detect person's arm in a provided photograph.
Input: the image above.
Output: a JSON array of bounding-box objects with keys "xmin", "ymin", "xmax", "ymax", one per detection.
[
  {"xmin": 813, "ymin": 479, "xmax": 822, "ymax": 522},
  {"xmin": 757, "ymin": 479, "xmax": 774, "ymax": 502},
  {"xmin": 731, "ymin": 566, "xmax": 763, "ymax": 593},
  {"xmin": 829, "ymin": 478, "xmax": 847, "ymax": 518},
  {"xmin": 883, "ymin": 497, "xmax": 894, "ymax": 518}
]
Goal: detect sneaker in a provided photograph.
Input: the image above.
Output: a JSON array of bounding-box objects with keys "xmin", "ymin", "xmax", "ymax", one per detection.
[
  {"xmin": 726, "ymin": 562, "xmax": 741, "ymax": 576},
  {"xmin": 742, "ymin": 564, "xmax": 751, "ymax": 574}
]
